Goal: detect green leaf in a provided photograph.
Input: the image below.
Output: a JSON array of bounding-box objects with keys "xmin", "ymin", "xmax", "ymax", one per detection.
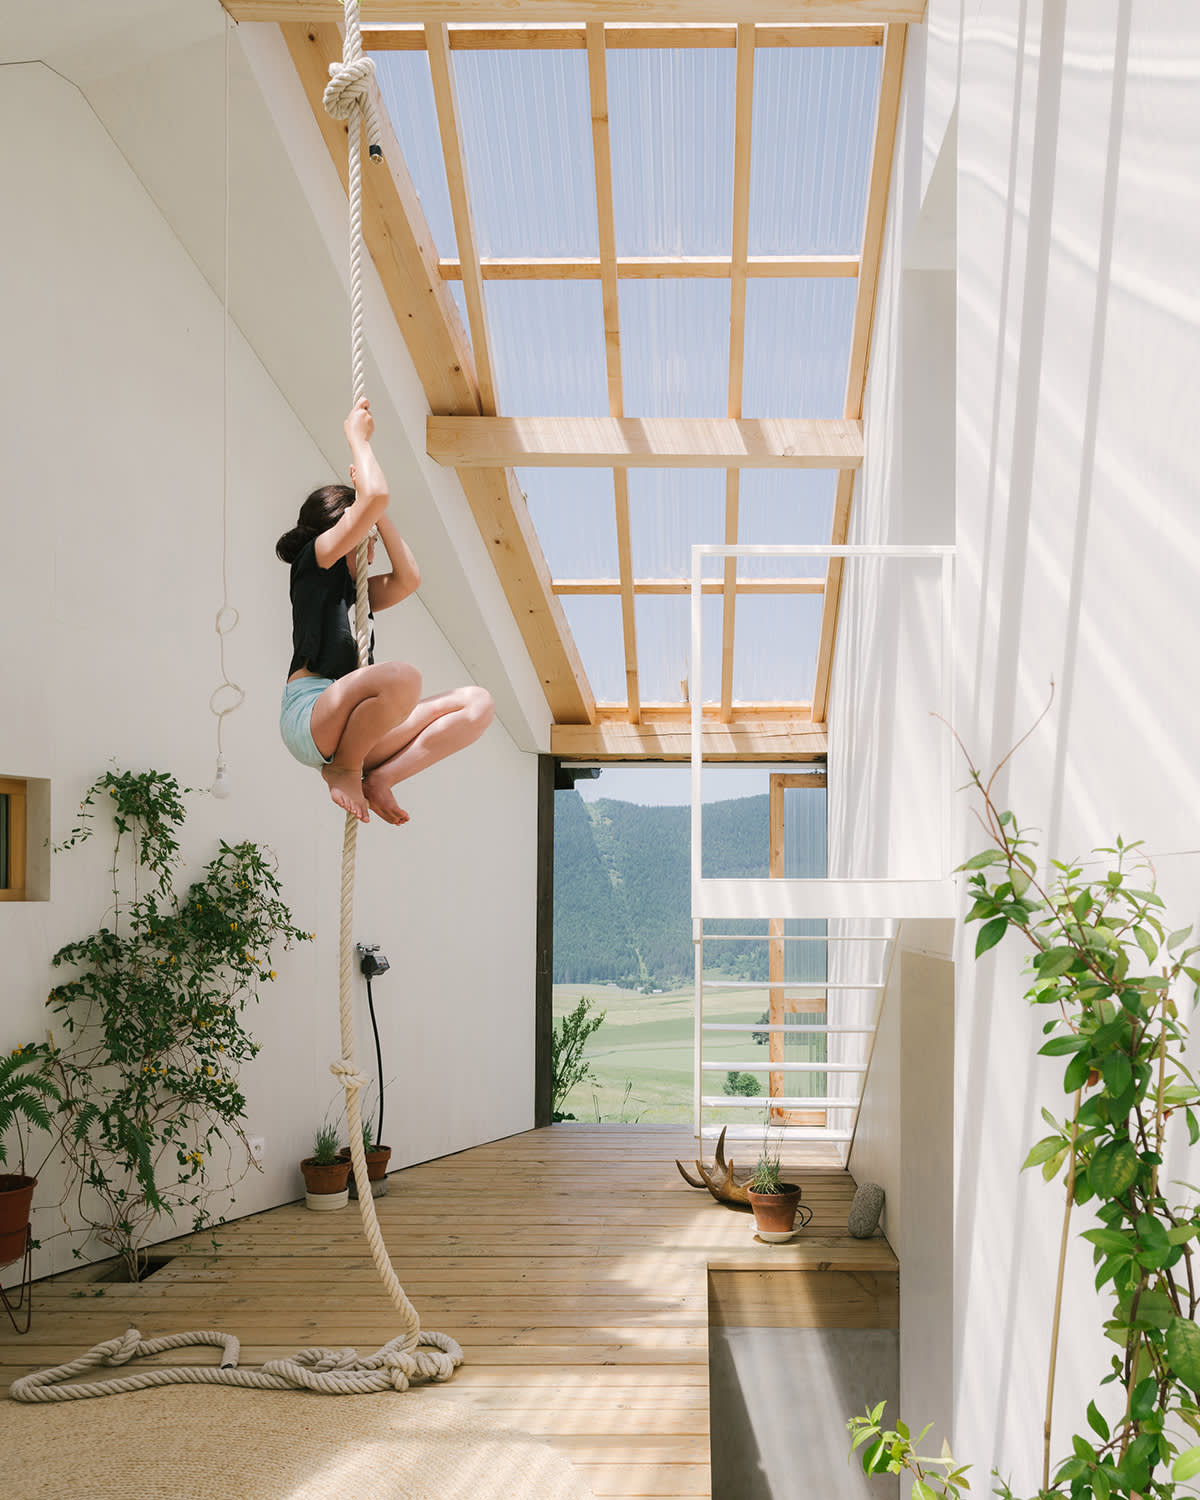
[
  {"xmin": 912, "ymin": 1484, "xmax": 937, "ymax": 1500},
  {"xmin": 1168, "ymin": 926, "xmax": 1193, "ymax": 952},
  {"xmin": 1089, "ymin": 1139, "xmax": 1139, "ymax": 1197},
  {"xmin": 1134, "ymin": 925, "xmax": 1159, "ymax": 963},
  {"xmin": 1009, "ymin": 867, "xmax": 1032, "ymax": 898},
  {"xmin": 1174, "ymin": 1446, "xmax": 1200, "ymax": 1482},
  {"xmin": 975, "ymin": 917, "xmax": 1008, "ymax": 959},
  {"xmin": 1081, "ymin": 1228, "xmax": 1134, "ymax": 1256},
  {"xmin": 1168, "ymin": 1317, "xmax": 1200, "ymax": 1392},
  {"xmin": 1064, "ymin": 1051, "xmax": 1092, "ymax": 1092},
  {"xmin": 1101, "ymin": 1052, "xmax": 1132, "ymax": 1097},
  {"xmin": 1037, "ymin": 947, "xmax": 1080, "ymax": 977},
  {"xmin": 1130, "ymin": 1376, "xmax": 1157, "ymax": 1422},
  {"xmin": 1086, "ymin": 1400, "xmax": 1111, "ymax": 1441},
  {"xmin": 1023, "ymin": 1135, "xmax": 1068, "ymax": 1168},
  {"xmin": 1039, "ymin": 1035, "xmax": 1090, "ymax": 1057},
  {"xmin": 960, "ymin": 849, "xmax": 1007, "ymax": 871},
  {"xmin": 861, "ymin": 1438, "xmax": 887, "ymax": 1475}
]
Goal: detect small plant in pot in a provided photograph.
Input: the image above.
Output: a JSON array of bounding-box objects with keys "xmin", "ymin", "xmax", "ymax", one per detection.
[
  {"xmin": 0, "ymin": 1042, "xmax": 61, "ymax": 1282},
  {"xmin": 745, "ymin": 1128, "xmax": 810, "ymax": 1242},
  {"xmin": 300, "ymin": 1122, "xmax": 351, "ymax": 1211},
  {"xmin": 339, "ymin": 1116, "xmax": 391, "ymax": 1199}
]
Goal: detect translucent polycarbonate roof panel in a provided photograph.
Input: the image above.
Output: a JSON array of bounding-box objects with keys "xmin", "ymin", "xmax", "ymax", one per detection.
[
  {"xmin": 732, "ymin": 594, "xmax": 824, "ymax": 703},
  {"xmin": 452, "ymin": 51, "xmax": 598, "ymax": 258},
  {"xmin": 619, "ymin": 280, "xmax": 730, "ymax": 417},
  {"xmin": 628, "ymin": 469, "xmax": 725, "ymax": 580},
  {"xmin": 736, "ymin": 471, "xmax": 837, "ymax": 579},
  {"xmin": 742, "ymin": 279, "xmax": 856, "ymax": 418},
  {"xmin": 485, "ymin": 281, "xmax": 608, "ymax": 414},
  {"xmin": 522, "ymin": 468, "xmax": 619, "ymax": 580},
  {"xmin": 372, "ymin": 50, "xmax": 456, "ymax": 259},
  {"xmin": 560, "ymin": 595, "xmax": 625, "ymax": 702},
  {"xmin": 749, "ymin": 46, "xmax": 882, "ymax": 255},
  {"xmin": 608, "ymin": 49, "xmax": 735, "ymax": 257},
  {"xmin": 637, "ymin": 594, "xmax": 724, "ymax": 704}
]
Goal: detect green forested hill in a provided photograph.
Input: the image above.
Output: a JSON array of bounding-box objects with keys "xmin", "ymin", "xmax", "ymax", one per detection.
[{"xmin": 552, "ymin": 792, "xmax": 775, "ymax": 987}]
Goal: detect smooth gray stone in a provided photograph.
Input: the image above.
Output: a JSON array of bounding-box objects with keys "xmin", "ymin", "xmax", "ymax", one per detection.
[{"xmin": 848, "ymin": 1181, "xmax": 885, "ymax": 1238}]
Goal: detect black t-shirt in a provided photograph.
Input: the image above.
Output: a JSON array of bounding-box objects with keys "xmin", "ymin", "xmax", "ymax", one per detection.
[{"xmin": 287, "ymin": 539, "xmax": 374, "ymax": 681}]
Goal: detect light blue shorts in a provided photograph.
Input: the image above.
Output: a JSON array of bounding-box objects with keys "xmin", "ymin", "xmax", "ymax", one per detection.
[{"xmin": 280, "ymin": 676, "xmax": 334, "ymax": 769}]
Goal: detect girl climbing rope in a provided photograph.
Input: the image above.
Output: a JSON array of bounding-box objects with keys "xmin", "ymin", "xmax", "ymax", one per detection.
[{"xmin": 276, "ymin": 398, "xmax": 494, "ymax": 825}]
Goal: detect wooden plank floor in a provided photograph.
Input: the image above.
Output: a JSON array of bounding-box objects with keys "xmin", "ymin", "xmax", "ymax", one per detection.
[{"xmin": 1, "ymin": 1124, "xmax": 896, "ymax": 1500}]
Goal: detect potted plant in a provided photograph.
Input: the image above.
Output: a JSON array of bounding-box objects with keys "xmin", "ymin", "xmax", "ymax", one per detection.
[
  {"xmin": 300, "ymin": 1122, "xmax": 350, "ymax": 1210},
  {"xmin": 0, "ymin": 1042, "xmax": 61, "ymax": 1268},
  {"xmin": 339, "ymin": 1116, "xmax": 392, "ymax": 1198},
  {"xmin": 745, "ymin": 1128, "xmax": 808, "ymax": 1242}
]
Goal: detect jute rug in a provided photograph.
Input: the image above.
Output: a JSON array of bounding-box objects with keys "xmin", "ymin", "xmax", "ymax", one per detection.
[{"xmin": 1, "ymin": 1385, "xmax": 596, "ymax": 1500}]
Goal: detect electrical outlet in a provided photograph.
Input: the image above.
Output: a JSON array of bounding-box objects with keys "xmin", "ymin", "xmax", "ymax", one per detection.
[{"xmin": 248, "ymin": 1137, "xmax": 265, "ymax": 1164}]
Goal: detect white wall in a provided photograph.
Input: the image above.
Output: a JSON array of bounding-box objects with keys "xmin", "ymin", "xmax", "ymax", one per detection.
[
  {"xmin": 0, "ymin": 56, "xmax": 538, "ymax": 1281},
  {"xmin": 834, "ymin": 0, "xmax": 1200, "ymax": 1488},
  {"xmin": 954, "ymin": 3, "xmax": 1200, "ymax": 1487}
]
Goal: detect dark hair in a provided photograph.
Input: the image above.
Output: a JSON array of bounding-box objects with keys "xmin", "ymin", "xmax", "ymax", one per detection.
[{"xmin": 275, "ymin": 484, "xmax": 355, "ymax": 564}]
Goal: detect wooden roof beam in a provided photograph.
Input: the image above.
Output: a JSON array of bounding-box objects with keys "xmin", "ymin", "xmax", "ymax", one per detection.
[
  {"xmin": 229, "ymin": 4, "xmax": 926, "ymax": 26},
  {"xmin": 812, "ymin": 23, "xmax": 906, "ymax": 722},
  {"xmin": 363, "ymin": 23, "xmax": 886, "ymax": 50},
  {"xmin": 440, "ymin": 255, "xmax": 859, "ymax": 280},
  {"xmin": 427, "ymin": 416, "xmax": 864, "ymax": 469},
  {"xmin": 719, "ymin": 22, "xmax": 755, "ymax": 724},
  {"xmin": 551, "ymin": 719, "xmax": 828, "ymax": 762},
  {"xmin": 552, "ymin": 578, "xmax": 825, "ymax": 595},
  {"xmin": 281, "ymin": 23, "xmax": 593, "ymax": 724},
  {"xmin": 586, "ymin": 21, "xmax": 640, "ymax": 724}
]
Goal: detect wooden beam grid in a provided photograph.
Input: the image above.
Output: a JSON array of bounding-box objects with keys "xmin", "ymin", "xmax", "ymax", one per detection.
[
  {"xmin": 812, "ymin": 22, "xmax": 907, "ymax": 721},
  {"xmin": 552, "ymin": 577, "xmax": 824, "ymax": 595},
  {"xmin": 586, "ymin": 21, "xmax": 641, "ymax": 724}
]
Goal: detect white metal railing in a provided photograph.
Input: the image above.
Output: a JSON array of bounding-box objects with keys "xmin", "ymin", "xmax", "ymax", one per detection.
[{"xmin": 689, "ymin": 542, "xmax": 957, "ymax": 1154}]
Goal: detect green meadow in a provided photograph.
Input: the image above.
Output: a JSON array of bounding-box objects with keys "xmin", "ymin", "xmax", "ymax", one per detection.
[{"xmin": 552, "ymin": 982, "xmax": 825, "ymax": 1126}]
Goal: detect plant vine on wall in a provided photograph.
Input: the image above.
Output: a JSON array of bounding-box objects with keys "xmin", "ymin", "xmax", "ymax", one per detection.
[
  {"xmin": 849, "ymin": 734, "xmax": 1200, "ymax": 1500},
  {"xmin": 47, "ymin": 769, "xmax": 311, "ymax": 1280}
]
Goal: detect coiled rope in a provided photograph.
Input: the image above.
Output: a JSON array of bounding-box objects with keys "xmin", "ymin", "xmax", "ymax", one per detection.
[{"xmin": 10, "ymin": 6, "xmax": 461, "ymax": 1403}]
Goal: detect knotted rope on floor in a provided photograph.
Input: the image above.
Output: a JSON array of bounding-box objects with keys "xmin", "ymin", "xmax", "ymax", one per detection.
[{"xmin": 9, "ymin": 1327, "xmax": 463, "ymax": 1403}]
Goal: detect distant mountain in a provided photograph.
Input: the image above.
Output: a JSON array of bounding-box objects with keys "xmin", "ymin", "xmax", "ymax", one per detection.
[{"xmin": 553, "ymin": 792, "xmax": 787, "ymax": 988}]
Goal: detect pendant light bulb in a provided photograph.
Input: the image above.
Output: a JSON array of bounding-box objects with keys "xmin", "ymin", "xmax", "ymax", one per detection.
[{"xmin": 212, "ymin": 755, "xmax": 232, "ymax": 800}]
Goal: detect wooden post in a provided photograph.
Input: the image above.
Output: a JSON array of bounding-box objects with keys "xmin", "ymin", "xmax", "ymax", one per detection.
[{"xmin": 535, "ymin": 755, "xmax": 556, "ymax": 1127}]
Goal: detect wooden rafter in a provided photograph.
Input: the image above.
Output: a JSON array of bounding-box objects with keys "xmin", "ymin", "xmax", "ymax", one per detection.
[
  {"xmin": 812, "ymin": 23, "xmax": 906, "ymax": 721},
  {"xmin": 552, "ymin": 578, "xmax": 825, "ymax": 595},
  {"xmin": 427, "ymin": 416, "xmax": 864, "ymax": 468},
  {"xmin": 586, "ymin": 21, "xmax": 640, "ymax": 724},
  {"xmin": 425, "ymin": 21, "xmax": 497, "ymax": 414},
  {"xmin": 363, "ymin": 23, "xmax": 886, "ymax": 51},
  {"xmin": 281, "ymin": 23, "xmax": 593, "ymax": 723},
  {"xmin": 719, "ymin": 22, "xmax": 755, "ymax": 724},
  {"xmin": 439, "ymin": 254, "xmax": 859, "ymax": 280},
  {"xmin": 229, "ymin": 3, "xmax": 927, "ymax": 25},
  {"xmin": 551, "ymin": 718, "xmax": 828, "ymax": 762}
]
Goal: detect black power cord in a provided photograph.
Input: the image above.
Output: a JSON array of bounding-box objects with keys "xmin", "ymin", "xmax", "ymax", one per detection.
[{"xmin": 357, "ymin": 944, "xmax": 390, "ymax": 1148}]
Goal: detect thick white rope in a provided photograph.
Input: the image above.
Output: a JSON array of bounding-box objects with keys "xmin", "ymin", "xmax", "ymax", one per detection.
[
  {"xmin": 321, "ymin": 1, "xmax": 462, "ymax": 1371},
  {"xmin": 9, "ymin": 1327, "xmax": 462, "ymax": 1402},
  {"xmin": 10, "ymin": 11, "xmax": 462, "ymax": 1406}
]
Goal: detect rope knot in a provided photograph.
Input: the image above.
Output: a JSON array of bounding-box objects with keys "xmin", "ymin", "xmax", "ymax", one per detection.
[
  {"xmin": 330, "ymin": 1058, "xmax": 370, "ymax": 1090},
  {"xmin": 323, "ymin": 57, "xmax": 383, "ymax": 161},
  {"xmin": 103, "ymin": 1329, "xmax": 143, "ymax": 1367}
]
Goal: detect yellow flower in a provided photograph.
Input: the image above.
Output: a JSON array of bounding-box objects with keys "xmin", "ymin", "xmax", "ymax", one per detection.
[
  {"xmin": 205, "ymin": 1066, "xmax": 214, "ymax": 1076},
  {"xmin": 217, "ymin": 1045, "xmax": 224, "ymax": 1053},
  {"xmin": 230, "ymin": 922, "xmax": 237, "ymax": 931},
  {"xmin": 269, "ymin": 971, "xmax": 277, "ymax": 980},
  {"xmin": 11, "ymin": 1046, "xmax": 22, "ymax": 1057}
]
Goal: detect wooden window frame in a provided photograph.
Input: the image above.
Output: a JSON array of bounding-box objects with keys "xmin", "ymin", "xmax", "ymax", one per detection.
[{"xmin": 0, "ymin": 777, "xmax": 28, "ymax": 902}]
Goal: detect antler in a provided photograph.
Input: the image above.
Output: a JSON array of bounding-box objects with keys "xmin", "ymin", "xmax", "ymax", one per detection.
[{"xmin": 675, "ymin": 1127, "xmax": 755, "ymax": 1206}]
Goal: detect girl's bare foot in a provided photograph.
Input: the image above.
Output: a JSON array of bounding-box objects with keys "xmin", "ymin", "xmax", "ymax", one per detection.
[
  {"xmin": 362, "ymin": 772, "xmax": 410, "ymax": 826},
  {"xmin": 322, "ymin": 763, "xmax": 370, "ymax": 822}
]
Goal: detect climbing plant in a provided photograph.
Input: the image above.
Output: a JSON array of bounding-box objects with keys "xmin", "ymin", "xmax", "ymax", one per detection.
[
  {"xmin": 551, "ymin": 995, "xmax": 606, "ymax": 1121},
  {"xmin": 849, "ymin": 741, "xmax": 1200, "ymax": 1499},
  {"xmin": 48, "ymin": 769, "xmax": 311, "ymax": 1280}
]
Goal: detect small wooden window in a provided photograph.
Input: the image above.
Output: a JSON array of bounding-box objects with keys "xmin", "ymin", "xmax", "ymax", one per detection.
[{"xmin": 0, "ymin": 777, "xmax": 27, "ymax": 902}]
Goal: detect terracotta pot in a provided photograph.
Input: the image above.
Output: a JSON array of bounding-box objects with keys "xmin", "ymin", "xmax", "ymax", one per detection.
[
  {"xmin": 300, "ymin": 1158, "xmax": 351, "ymax": 1197},
  {"xmin": 339, "ymin": 1145, "xmax": 392, "ymax": 1182},
  {"xmin": 747, "ymin": 1183, "xmax": 803, "ymax": 1237},
  {"xmin": 0, "ymin": 1174, "xmax": 36, "ymax": 1268}
]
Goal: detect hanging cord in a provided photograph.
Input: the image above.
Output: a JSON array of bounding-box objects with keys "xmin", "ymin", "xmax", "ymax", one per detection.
[
  {"xmin": 321, "ymin": 0, "xmax": 462, "ymax": 1380},
  {"xmin": 209, "ymin": 10, "xmax": 245, "ymax": 797}
]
